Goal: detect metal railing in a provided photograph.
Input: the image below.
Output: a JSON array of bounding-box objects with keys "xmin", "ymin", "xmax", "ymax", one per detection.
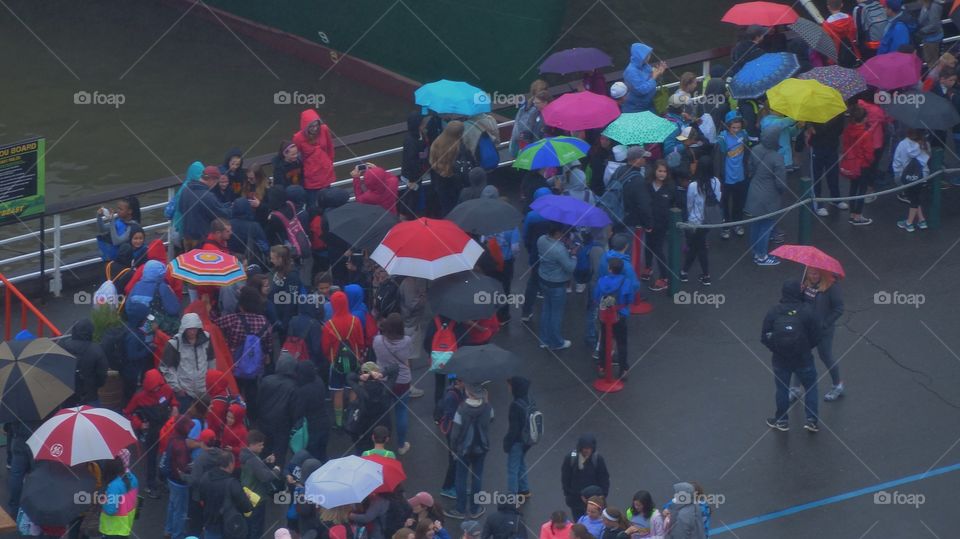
[{"xmin": 0, "ymin": 273, "xmax": 62, "ymax": 340}]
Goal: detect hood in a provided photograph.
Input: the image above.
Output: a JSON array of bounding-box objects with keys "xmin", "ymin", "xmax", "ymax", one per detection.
[
  {"xmin": 267, "ymin": 186, "xmax": 288, "ymax": 212},
  {"xmin": 406, "ymin": 111, "xmax": 423, "ymax": 136},
  {"xmin": 508, "ymin": 376, "xmax": 530, "ymax": 399},
  {"xmin": 576, "ymin": 433, "xmax": 598, "ymax": 452},
  {"xmin": 567, "ymin": 169, "xmax": 588, "ymax": 193},
  {"xmin": 143, "ymin": 369, "xmax": 165, "ymax": 392},
  {"xmin": 221, "ymin": 147, "xmax": 243, "ymax": 171},
  {"xmin": 233, "ymin": 197, "xmax": 254, "ymax": 220},
  {"xmin": 704, "ymin": 78, "xmax": 726, "ymax": 97},
  {"xmin": 115, "ymin": 244, "xmax": 134, "ymax": 267},
  {"xmin": 330, "ymin": 290, "xmax": 350, "ymax": 317},
  {"xmin": 710, "ymin": 64, "xmax": 726, "ymax": 78},
  {"xmin": 630, "ymin": 42, "xmax": 653, "ymax": 67},
  {"xmin": 301, "ymin": 458, "xmax": 323, "ymax": 480},
  {"xmin": 143, "ymin": 259, "xmax": 167, "ymax": 282},
  {"xmin": 299, "ymin": 109, "xmax": 322, "ymax": 132},
  {"xmin": 174, "ymin": 415, "xmax": 194, "ymax": 437},
  {"xmin": 276, "ymin": 354, "xmax": 298, "ymax": 377},
  {"xmin": 481, "ymin": 185, "xmax": 500, "ymax": 199},
  {"xmin": 125, "ymin": 302, "xmax": 150, "ymax": 325},
  {"xmin": 345, "ymin": 284, "xmax": 367, "ymax": 315},
  {"xmin": 364, "ymin": 166, "xmax": 396, "ymax": 194},
  {"xmin": 760, "ymin": 127, "xmax": 781, "ymax": 150},
  {"xmin": 467, "ymin": 167, "xmax": 487, "ymax": 188},
  {"xmin": 146, "ymin": 239, "xmax": 166, "ymax": 262},
  {"xmin": 179, "ymin": 312, "xmax": 204, "ymax": 334},
  {"xmin": 186, "ymin": 161, "xmax": 205, "ymax": 182},
  {"xmin": 228, "ymin": 403, "xmax": 246, "ymax": 425},
  {"xmin": 70, "ymin": 319, "xmax": 94, "ymax": 342},
  {"xmin": 319, "ymin": 187, "xmax": 349, "ymax": 209},
  {"xmin": 295, "ymin": 361, "xmax": 317, "ymax": 384},
  {"xmin": 286, "ymin": 185, "xmax": 306, "ymax": 207},
  {"xmin": 206, "ymin": 370, "xmax": 229, "ymax": 396},
  {"xmin": 673, "ymin": 482, "xmax": 695, "ymax": 506},
  {"xmin": 534, "ymin": 187, "xmax": 552, "ymax": 200},
  {"xmin": 780, "ymin": 279, "xmax": 804, "ymax": 303}
]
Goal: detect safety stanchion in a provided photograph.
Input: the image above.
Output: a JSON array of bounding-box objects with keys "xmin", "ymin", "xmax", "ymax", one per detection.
[
  {"xmin": 668, "ymin": 209, "xmax": 682, "ymax": 297},
  {"xmin": 593, "ymin": 305, "xmax": 624, "ymax": 393},
  {"xmin": 629, "ymin": 227, "xmax": 653, "ymax": 314},
  {"xmin": 929, "ymin": 148, "xmax": 944, "ymax": 230},
  {"xmin": 798, "ymin": 177, "xmax": 813, "ymax": 245}
]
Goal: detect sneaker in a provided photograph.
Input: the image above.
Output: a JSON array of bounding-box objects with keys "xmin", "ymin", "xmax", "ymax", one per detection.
[
  {"xmin": 649, "ymin": 278, "xmax": 668, "ymax": 292},
  {"xmin": 440, "ymin": 488, "xmax": 457, "ymax": 500},
  {"xmin": 575, "ymin": 283, "xmax": 586, "ymax": 293},
  {"xmin": 765, "ymin": 418, "xmax": 789, "ymax": 432},
  {"xmin": 144, "ymin": 487, "xmax": 160, "ymax": 500},
  {"xmin": 865, "ymin": 195, "xmax": 877, "ymax": 204},
  {"xmin": 470, "ymin": 507, "xmax": 486, "ymax": 519},
  {"xmin": 755, "ymin": 256, "xmax": 781, "ymax": 266},
  {"xmin": 816, "ymin": 207, "xmax": 829, "ymax": 217},
  {"xmin": 824, "ymin": 382, "xmax": 845, "ymax": 401},
  {"xmin": 443, "ymin": 508, "xmax": 466, "ymax": 519},
  {"xmin": 698, "ymin": 274, "xmax": 711, "ymax": 286},
  {"xmin": 679, "ymin": 271, "xmax": 689, "ymax": 283},
  {"xmin": 591, "ymin": 349, "xmax": 600, "ymax": 360},
  {"xmin": 640, "ymin": 268, "xmax": 653, "ymax": 281},
  {"xmin": 720, "ymin": 229, "xmax": 731, "ymax": 240},
  {"xmin": 565, "ymin": 286, "xmax": 572, "ymax": 293},
  {"xmin": 550, "ymin": 340, "xmax": 572, "ymax": 351},
  {"xmin": 397, "ymin": 442, "xmax": 411, "ymax": 456},
  {"xmin": 836, "ymin": 201, "xmax": 849, "ymax": 210},
  {"xmin": 897, "ymin": 220, "xmax": 915, "ymax": 232},
  {"xmin": 409, "ymin": 387, "xmax": 425, "ymax": 398},
  {"xmin": 804, "ymin": 421, "xmax": 820, "ymax": 433},
  {"xmin": 520, "ymin": 314, "xmax": 534, "ymax": 323},
  {"xmin": 849, "ymin": 217, "xmax": 873, "ymax": 226},
  {"xmin": 896, "ymin": 193, "xmax": 910, "ymax": 204},
  {"xmin": 538, "ymin": 342, "xmax": 548, "ymax": 349},
  {"xmin": 735, "ymin": 225, "xmax": 745, "ymax": 236},
  {"xmin": 518, "ymin": 491, "xmax": 532, "ymax": 499},
  {"xmin": 788, "ymin": 386, "xmax": 803, "ymax": 403},
  {"xmin": 917, "ymin": 220, "xmax": 928, "ymax": 230},
  {"xmin": 536, "ymin": 292, "xmax": 543, "ymax": 299}
]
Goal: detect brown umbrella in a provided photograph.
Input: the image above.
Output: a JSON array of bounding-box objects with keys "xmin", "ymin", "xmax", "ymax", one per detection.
[{"xmin": 0, "ymin": 338, "xmax": 76, "ymax": 423}]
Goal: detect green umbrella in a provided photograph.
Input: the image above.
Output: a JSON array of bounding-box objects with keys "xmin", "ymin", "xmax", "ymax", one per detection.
[
  {"xmin": 513, "ymin": 136, "xmax": 589, "ymax": 170},
  {"xmin": 601, "ymin": 112, "xmax": 678, "ymax": 145}
]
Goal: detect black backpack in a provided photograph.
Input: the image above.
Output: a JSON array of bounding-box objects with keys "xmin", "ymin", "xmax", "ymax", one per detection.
[
  {"xmin": 765, "ymin": 308, "xmax": 809, "ymax": 357},
  {"xmin": 899, "ymin": 157, "xmax": 923, "ymax": 185},
  {"xmin": 374, "ymin": 278, "xmax": 401, "ymax": 319},
  {"xmin": 457, "ymin": 408, "xmax": 489, "ymax": 457},
  {"xmin": 433, "ymin": 386, "xmax": 464, "ymax": 434},
  {"xmin": 221, "ymin": 480, "xmax": 248, "ymax": 539},
  {"xmin": 100, "ymin": 326, "xmax": 127, "ymax": 371}
]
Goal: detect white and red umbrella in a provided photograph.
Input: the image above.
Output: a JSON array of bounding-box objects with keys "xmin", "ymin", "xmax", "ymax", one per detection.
[
  {"xmin": 371, "ymin": 218, "xmax": 483, "ymax": 280},
  {"xmin": 27, "ymin": 406, "xmax": 137, "ymax": 466}
]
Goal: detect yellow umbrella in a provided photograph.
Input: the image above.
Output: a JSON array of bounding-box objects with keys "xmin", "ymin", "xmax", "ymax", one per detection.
[{"xmin": 766, "ymin": 78, "xmax": 846, "ymax": 123}]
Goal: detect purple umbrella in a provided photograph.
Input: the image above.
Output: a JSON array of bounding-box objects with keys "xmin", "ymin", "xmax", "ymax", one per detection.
[
  {"xmin": 858, "ymin": 52, "xmax": 921, "ymax": 90},
  {"xmin": 530, "ymin": 194, "xmax": 612, "ymax": 228},
  {"xmin": 540, "ymin": 48, "xmax": 612, "ymax": 75}
]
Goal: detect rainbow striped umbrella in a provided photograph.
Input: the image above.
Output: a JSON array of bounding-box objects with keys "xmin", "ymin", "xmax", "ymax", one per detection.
[
  {"xmin": 170, "ymin": 249, "xmax": 246, "ymax": 286},
  {"xmin": 514, "ymin": 136, "xmax": 589, "ymax": 170}
]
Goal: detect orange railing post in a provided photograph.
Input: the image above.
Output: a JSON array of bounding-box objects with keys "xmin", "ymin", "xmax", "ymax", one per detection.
[{"xmin": 0, "ymin": 273, "xmax": 61, "ymax": 340}]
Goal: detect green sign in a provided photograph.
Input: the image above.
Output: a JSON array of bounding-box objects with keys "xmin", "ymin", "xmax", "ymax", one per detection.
[{"xmin": 0, "ymin": 137, "xmax": 45, "ymax": 224}]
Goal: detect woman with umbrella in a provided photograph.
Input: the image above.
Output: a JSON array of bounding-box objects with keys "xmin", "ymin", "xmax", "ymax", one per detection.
[
  {"xmin": 799, "ymin": 267, "xmax": 845, "ymax": 401},
  {"xmin": 509, "ymin": 80, "xmax": 548, "ymax": 156}
]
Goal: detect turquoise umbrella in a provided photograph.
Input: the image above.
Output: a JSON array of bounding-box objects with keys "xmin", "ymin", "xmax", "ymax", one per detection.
[
  {"xmin": 513, "ymin": 136, "xmax": 589, "ymax": 170},
  {"xmin": 601, "ymin": 112, "xmax": 677, "ymax": 145},
  {"xmin": 415, "ymin": 79, "xmax": 491, "ymax": 116}
]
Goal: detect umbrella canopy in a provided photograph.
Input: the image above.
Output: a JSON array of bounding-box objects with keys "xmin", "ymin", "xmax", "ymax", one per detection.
[
  {"xmin": 362, "ymin": 454, "xmax": 406, "ymax": 494},
  {"xmin": 446, "ymin": 198, "xmax": 523, "ymax": 235},
  {"xmin": 28, "ymin": 406, "xmax": 137, "ymax": 466},
  {"xmin": 542, "ymin": 92, "xmax": 621, "ymax": 131},
  {"xmin": 601, "ymin": 111, "xmax": 678, "ymax": 145},
  {"xmin": 530, "ymin": 194, "xmax": 612, "ymax": 228},
  {"xmin": 21, "ymin": 461, "xmax": 96, "ymax": 525},
  {"xmin": 798, "ymin": 66, "xmax": 867, "ymax": 100},
  {"xmin": 437, "ymin": 343, "xmax": 518, "ymax": 382},
  {"xmin": 428, "ymin": 272, "xmax": 505, "ymax": 322},
  {"xmin": 882, "ymin": 91, "xmax": 960, "ymax": 131},
  {"xmin": 540, "ymin": 47, "xmax": 612, "ymax": 75},
  {"xmin": 0, "ymin": 338, "xmax": 75, "ymax": 423},
  {"xmin": 858, "ymin": 53, "xmax": 921, "ymax": 90},
  {"xmin": 789, "ymin": 18, "xmax": 837, "ymax": 60},
  {"xmin": 170, "ymin": 249, "xmax": 246, "ymax": 287},
  {"xmin": 415, "ymin": 80, "xmax": 491, "ymax": 116},
  {"xmin": 770, "ymin": 245, "xmax": 845, "ymax": 278},
  {"xmin": 305, "ymin": 455, "xmax": 383, "ymax": 508},
  {"xmin": 513, "ymin": 136, "xmax": 590, "ymax": 170},
  {"xmin": 766, "ymin": 78, "xmax": 846, "ymax": 123},
  {"xmin": 721, "ymin": 2, "xmax": 799, "ymax": 26},
  {"xmin": 731, "ymin": 53, "xmax": 800, "ymax": 99},
  {"xmin": 326, "ymin": 202, "xmax": 399, "ymax": 251},
  {"xmin": 371, "ymin": 218, "xmax": 483, "ymax": 280}
]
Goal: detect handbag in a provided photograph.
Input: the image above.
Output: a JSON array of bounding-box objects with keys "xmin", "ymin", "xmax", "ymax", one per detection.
[{"xmin": 290, "ymin": 420, "xmax": 309, "ymax": 453}]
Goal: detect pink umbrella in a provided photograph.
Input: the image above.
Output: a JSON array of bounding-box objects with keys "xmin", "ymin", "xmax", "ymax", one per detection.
[
  {"xmin": 770, "ymin": 245, "xmax": 845, "ymax": 278},
  {"xmin": 721, "ymin": 2, "xmax": 799, "ymax": 26},
  {"xmin": 542, "ymin": 92, "xmax": 621, "ymax": 131},
  {"xmin": 858, "ymin": 52, "xmax": 922, "ymax": 90}
]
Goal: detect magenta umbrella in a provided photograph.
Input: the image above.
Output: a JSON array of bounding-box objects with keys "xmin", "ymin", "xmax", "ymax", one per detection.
[
  {"xmin": 858, "ymin": 52, "xmax": 922, "ymax": 90},
  {"xmin": 542, "ymin": 92, "xmax": 621, "ymax": 131}
]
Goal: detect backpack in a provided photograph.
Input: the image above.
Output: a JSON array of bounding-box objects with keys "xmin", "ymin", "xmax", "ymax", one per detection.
[
  {"xmin": 765, "ymin": 308, "xmax": 809, "ymax": 357},
  {"xmin": 271, "ymin": 201, "xmax": 311, "ymax": 258},
  {"xmin": 860, "ymin": 0, "xmax": 888, "ymax": 44},
  {"xmin": 94, "ymin": 263, "xmax": 131, "ymax": 308},
  {"xmin": 232, "ymin": 315, "xmax": 265, "ymax": 379},
  {"xmin": 374, "ymin": 278, "xmax": 401, "ymax": 319},
  {"xmin": 100, "ymin": 325, "xmax": 128, "ymax": 371},
  {"xmin": 457, "ymin": 411, "xmax": 489, "ymax": 457},
  {"xmin": 148, "ymin": 283, "xmax": 180, "ymax": 335},
  {"xmin": 309, "ymin": 212, "xmax": 326, "ymax": 250},
  {"xmin": 701, "ymin": 180, "xmax": 723, "ymax": 225},
  {"xmin": 836, "ymin": 35, "xmax": 858, "ymax": 68},
  {"xmin": 221, "ymin": 481, "xmax": 249, "ymax": 539},
  {"xmin": 518, "ymin": 398, "xmax": 544, "ymax": 446},
  {"xmin": 433, "ymin": 386, "xmax": 464, "ymax": 434},
  {"xmin": 573, "ymin": 236, "xmax": 595, "ymax": 284},
  {"xmin": 329, "ymin": 319, "xmax": 359, "ymax": 375},
  {"xmin": 899, "ymin": 156, "xmax": 924, "ymax": 185},
  {"xmin": 477, "ymin": 133, "xmax": 500, "ymax": 171},
  {"xmin": 598, "ymin": 166, "xmax": 636, "ymax": 222},
  {"xmin": 343, "ymin": 396, "xmax": 364, "ymax": 435},
  {"xmin": 430, "ymin": 318, "xmax": 458, "ymax": 371},
  {"xmin": 282, "ymin": 333, "xmax": 311, "ymax": 361}
]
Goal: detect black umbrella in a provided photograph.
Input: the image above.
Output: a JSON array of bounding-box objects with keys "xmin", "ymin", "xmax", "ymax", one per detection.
[
  {"xmin": 437, "ymin": 344, "xmax": 518, "ymax": 382},
  {"xmin": 0, "ymin": 338, "xmax": 76, "ymax": 423},
  {"xmin": 21, "ymin": 461, "xmax": 96, "ymax": 525},
  {"xmin": 884, "ymin": 92, "xmax": 960, "ymax": 131},
  {"xmin": 446, "ymin": 198, "xmax": 523, "ymax": 235},
  {"xmin": 326, "ymin": 202, "xmax": 398, "ymax": 251},
  {"xmin": 428, "ymin": 271, "xmax": 504, "ymax": 322},
  {"xmin": 788, "ymin": 18, "xmax": 836, "ymax": 61}
]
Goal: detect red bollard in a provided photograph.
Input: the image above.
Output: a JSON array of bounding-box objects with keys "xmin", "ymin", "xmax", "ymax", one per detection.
[
  {"xmin": 630, "ymin": 227, "xmax": 653, "ymax": 315},
  {"xmin": 593, "ymin": 305, "xmax": 624, "ymax": 393}
]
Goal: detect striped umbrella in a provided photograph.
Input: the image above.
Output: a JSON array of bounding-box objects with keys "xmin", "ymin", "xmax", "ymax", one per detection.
[
  {"xmin": 602, "ymin": 112, "xmax": 678, "ymax": 145},
  {"xmin": 514, "ymin": 136, "xmax": 589, "ymax": 170},
  {"xmin": 0, "ymin": 338, "xmax": 75, "ymax": 423},
  {"xmin": 27, "ymin": 406, "xmax": 137, "ymax": 466},
  {"xmin": 371, "ymin": 218, "xmax": 483, "ymax": 280},
  {"xmin": 170, "ymin": 249, "xmax": 246, "ymax": 286}
]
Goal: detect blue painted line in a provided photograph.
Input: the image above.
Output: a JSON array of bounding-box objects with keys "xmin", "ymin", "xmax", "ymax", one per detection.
[{"xmin": 712, "ymin": 462, "xmax": 960, "ymax": 535}]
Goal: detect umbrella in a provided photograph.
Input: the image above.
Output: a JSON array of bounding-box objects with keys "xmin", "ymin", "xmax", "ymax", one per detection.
[
  {"xmin": 770, "ymin": 245, "xmax": 845, "ymax": 278},
  {"xmin": 789, "ymin": 18, "xmax": 837, "ymax": 60},
  {"xmin": 362, "ymin": 454, "xmax": 406, "ymax": 494},
  {"xmin": 530, "ymin": 194, "xmax": 612, "ymax": 228},
  {"xmin": 798, "ymin": 66, "xmax": 867, "ymax": 100},
  {"xmin": 415, "ymin": 79, "xmax": 491, "ymax": 116},
  {"xmin": 858, "ymin": 52, "xmax": 921, "ymax": 90},
  {"xmin": 371, "ymin": 218, "xmax": 483, "ymax": 280},
  {"xmin": 428, "ymin": 272, "xmax": 505, "ymax": 322},
  {"xmin": 730, "ymin": 53, "xmax": 800, "ymax": 99},
  {"xmin": 437, "ymin": 344, "xmax": 518, "ymax": 382},
  {"xmin": 305, "ymin": 455, "xmax": 383, "ymax": 508},
  {"xmin": 326, "ymin": 202, "xmax": 399, "ymax": 251},
  {"xmin": 27, "ymin": 406, "xmax": 137, "ymax": 466},
  {"xmin": 540, "ymin": 47, "xmax": 612, "ymax": 75},
  {"xmin": 542, "ymin": 92, "xmax": 621, "ymax": 131},
  {"xmin": 601, "ymin": 111, "xmax": 678, "ymax": 145},
  {"xmin": 882, "ymin": 91, "xmax": 960, "ymax": 131},
  {"xmin": 446, "ymin": 198, "xmax": 523, "ymax": 235},
  {"xmin": 513, "ymin": 136, "xmax": 590, "ymax": 170},
  {"xmin": 766, "ymin": 78, "xmax": 846, "ymax": 123},
  {"xmin": 21, "ymin": 461, "xmax": 96, "ymax": 526},
  {"xmin": 0, "ymin": 338, "xmax": 75, "ymax": 423},
  {"xmin": 721, "ymin": 2, "xmax": 799, "ymax": 26},
  {"xmin": 170, "ymin": 249, "xmax": 246, "ymax": 287}
]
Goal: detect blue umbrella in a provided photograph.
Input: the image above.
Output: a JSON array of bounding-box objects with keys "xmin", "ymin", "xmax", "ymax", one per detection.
[
  {"xmin": 514, "ymin": 136, "xmax": 590, "ymax": 170},
  {"xmin": 415, "ymin": 79, "xmax": 491, "ymax": 116},
  {"xmin": 730, "ymin": 53, "xmax": 800, "ymax": 100}
]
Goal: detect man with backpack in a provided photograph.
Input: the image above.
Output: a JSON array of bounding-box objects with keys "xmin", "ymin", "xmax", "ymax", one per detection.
[
  {"xmin": 762, "ymin": 279, "xmax": 823, "ymax": 433},
  {"xmin": 878, "ymin": 0, "xmax": 912, "ymax": 54},
  {"xmin": 594, "ymin": 258, "xmax": 635, "ymax": 380},
  {"xmin": 560, "ymin": 434, "xmax": 610, "ymax": 520},
  {"xmin": 854, "ymin": 0, "xmax": 889, "ymax": 59},
  {"xmin": 435, "ymin": 374, "xmax": 466, "ymax": 500},
  {"xmin": 503, "ymin": 376, "xmax": 539, "ymax": 497},
  {"xmin": 197, "ymin": 449, "xmax": 254, "ymax": 539},
  {"xmin": 160, "ymin": 312, "xmax": 215, "ymax": 410},
  {"xmin": 127, "ymin": 259, "xmax": 181, "ymax": 334},
  {"xmin": 218, "ymin": 287, "xmax": 273, "ymax": 419},
  {"xmin": 601, "ymin": 147, "xmax": 649, "ymax": 232},
  {"xmin": 322, "ymin": 291, "xmax": 365, "ymax": 428},
  {"xmin": 445, "ymin": 383, "xmax": 494, "ymax": 520}
]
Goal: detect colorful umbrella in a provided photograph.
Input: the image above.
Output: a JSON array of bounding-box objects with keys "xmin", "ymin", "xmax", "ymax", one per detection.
[
  {"xmin": 540, "ymin": 47, "xmax": 612, "ymax": 75},
  {"xmin": 601, "ymin": 111, "xmax": 678, "ymax": 145},
  {"xmin": 415, "ymin": 79, "xmax": 491, "ymax": 116},
  {"xmin": 730, "ymin": 53, "xmax": 800, "ymax": 99},
  {"xmin": 789, "ymin": 18, "xmax": 837, "ymax": 60},
  {"xmin": 446, "ymin": 198, "xmax": 523, "ymax": 235},
  {"xmin": 0, "ymin": 338, "xmax": 75, "ymax": 423},
  {"xmin": 721, "ymin": 2, "xmax": 799, "ymax": 26},
  {"xmin": 371, "ymin": 218, "xmax": 483, "ymax": 280},
  {"xmin": 362, "ymin": 454, "xmax": 407, "ymax": 494},
  {"xmin": 542, "ymin": 92, "xmax": 621, "ymax": 131},
  {"xmin": 27, "ymin": 406, "xmax": 137, "ymax": 466},
  {"xmin": 858, "ymin": 52, "xmax": 921, "ymax": 90},
  {"xmin": 883, "ymin": 92, "xmax": 960, "ymax": 130},
  {"xmin": 326, "ymin": 202, "xmax": 399, "ymax": 251},
  {"xmin": 766, "ymin": 78, "xmax": 846, "ymax": 123},
  {"xmin": 170, "ymin": 249, "xmax": 246, "ymax": 286},
  {"xmin": 798, "ymin": 66, "xmax": 867, "ymax": 100},
  {"xmin": 305, "ymin": 455, "xmax": 383, "ymax": 508},
  {"xmin": 530, "ymin": 194, "xmax": 612, "ymax": 228},
  {"xmin": 428, "ymin": 271, "xmax": 504, "ymax": 323},
  {"xmin": 770, "ymin": 245, "xmax": 845, "ymax": 278},
  {"xmin": 21, "ymin": 462, "xmax": 96, "ymax": 526},
  {"xmin": 513, "ymin": 136, "xmax": 590, "ymax": 170}
]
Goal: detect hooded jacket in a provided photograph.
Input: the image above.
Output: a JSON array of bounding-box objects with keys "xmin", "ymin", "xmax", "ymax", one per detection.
[
  {"xmin": 761, "ymin": 280, "xmax": 823, "ymax": 369},
  {"xmin": 167, "ymin": 416, "xmax": 194, "ymax": 484},
  {"xmin": 257, "ymin": 354, "xmax": 300, "ymax": 424},
  {"xmin": 450, "ymin": 391, "xmax": 494, "ymax": 457},
  {"xmin": 60, "ymin": 319, "xmax": 108, "ymax": 405},
  {"xmin": 292, "ymin": 109, "xmax": 336, "ymax": 189},
  {"xmin": 124, "ymin": 239, "xmax": 183, "ymax": 298},
  {"xmin": 503, "ymin": 376, "xmax": 531, "ymax": 451},
  {"xmin": 745, "ymin": 128, "xmax": 787, "ymax": 217},
  {"xmin": 160, "ymin": 313, "xmax": 214, "ymax": 398},
  {"xmin": 560, "ymin": 434, "xmax": 610, "ymax": 498},
  {"xmin": 622, "ymin": 43, "xmax": 657, "ymax": 113},
  {"xmin": 229, "ymin": 197, "xmax": 269, "ymax": 259},
  {"xmin": 293, "ymin": 361, "xmax": 331, "ymax": 441},
  {"xmin": 458, "ymin": 167, "xmax": 488, "ymax": 203},
  {"xmin": 167, "ymin": 161, "xmax": 204, "ymax": 232},
  {"xmin": 401, "ymin": 111, "xmax": 428, "ymax": 182},
  {"xmin": 128, "ymin": 260, "xmax": 180, "ymax": 316},
  {"xmin": 483, "ymin": 504, "xmax": 527, "ymax": 539},
  {"xmin": 664, "ymin": 482, "xmax": 706, "ymax": 539},
  {"xmin": 179, "ymin": 178, "xmax": 233, "ymax": 242},
  {"xmin": 197, "ymin": 467, "xmax": 254, "ymax": 529},
  {"xmin": 221, "ymin": 403, "xmax": 249, "ymax": 464},
  {"xmin": 840, "ymin": 119, "xmax": 875, "ymax": 179},
  {"xmin": 345, "ymin": 284, "xmax": 376, "ymax": 346},
  {"xmin": 287, "ymin": 302, "xmax": 324, "ymax": 364},
  {"xmin": 123, "ymin": 369, "xmax": 178, "ymax": 431},
  {"xmin": 354, "ymin": 166, "xmax": 399, "ymax": 214},
  {"xmin": 322, "ymin": 291, "xmax": 366, "ymax": 364},
  {"xmin": 272, "ymin": 141, "xmax": 304, "ymax": 188}
]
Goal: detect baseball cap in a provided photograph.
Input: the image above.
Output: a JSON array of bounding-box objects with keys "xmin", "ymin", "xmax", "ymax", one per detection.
[
  {"xmin": 612, "ymin": 144, "xmax": 628, "ymax": 162},
  {"xmin": 407, "ymin": 491, "xmax": 435, "ymax": 509},
  {"xmin": 202, "ymin": 165, "xmax": 221, "ymax": 180},
  {"xmin": 676, "ymin": 126, "xmax": 693, "ymax": 141},
  {"xmin": 609, "ymin": 81, "xmax": 628, "ymax": 99},
  {"xmin": 360, "ymin": 361, "xmax": 381, "ymax": 374},
  {"xmin": 626, "ymin": 146, "xmax": 652, "ymax": 161},
  {"xmin": 199, "ymin": 429, "xmax": 217, "ymax": 445},
  {"xmin": 461, "ymin": 521, "xmax": 482, "ymax": 539}
]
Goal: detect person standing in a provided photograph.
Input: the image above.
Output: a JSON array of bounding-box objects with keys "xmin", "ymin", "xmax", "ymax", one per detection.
[
  {"xmin": 257, "ymin": 354, "xmax": 300, "ymax": 467},
  {"xmin": 560, "ymin": 434, "xmax": 610, "ymax": 520},
  {"xmin": 520, "ymin": 188, "xmax": 554, "ymax": 323},
  {"xmin": 839, "ymin": 106, "xmax": 876, "ymax": 226},
  {"xmin": 503, "ymin": 376, "xmax": 533, "ymax": 496},
  {"xmin": 681, "ymin": 157, "xmax": 722, "ymax": 285},
  {"xmin": 160, "ymin": 312, "xmax": 215, "ymax": 410},
  {"xmin": 644, "ymin": 161, "xmax": 677, "ymax": 291},
  {"xmin": 293, "ymin": 109, "xmax": 336, "ymax": 208},
  {"xmin": 60, "ymin": 318, "xmax": 108, "ymax": 407},
  {"xmin": 796, "ymin": 268, "xmax": 845, "ymax": 402},
  {"xmin": 746, "ymin": 128, "xmax": 786, "ymax": 267},
  {"xmin": 622, "ymin": 42, "xmax": 666, "ymax": 113},
  {"xmin": 916, "ymin": 0, "xmax": 944, "ymax": 67},
  {"xmin": 509, "ymin": 80, "xmax": 549, "ymax": 157},
  {"xmin": 893, "ymin": 129, "xmax": 931, "ymax": 232},
  {"xmin": 179, "ymin": 166, "xmax": 238, "ymax": 251},
  {"xmin": 429, "ymin": 121, "xmax": 473, "ymax": 217},
  {"xmin": 594, "ymin": 258, "xmax": 634, "ymax": 379},
  {"xmin": 445, "ymin": 383, "xmax": 494, "ymax": 520},
  {"xmin": 374, "ymin": 314, "xmax": 415, "ymax": 455},
  {"xmin": 714, "ymin": 112, "xmax": 749, "ymax": 240},
  {"xmin": 536, "ymin": 222, "xmax": 578, "ymax": 350},
  {"xmin": 99, "ymin": 450, "xmax": 140, "ymax": 539},
  {"xmin": 197, "ymin": 449, "xmax": 254, "ymax": 539}
]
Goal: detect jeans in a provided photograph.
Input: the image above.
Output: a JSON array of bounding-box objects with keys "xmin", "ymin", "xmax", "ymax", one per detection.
[
  {"xmin": 164, "ymin": 480, "xmax": 189, "ymax": 539},
  {"xmin": 598, "ymin": 317, "xmax": 628, "ymax": 372},
  {"xmin": 506, "ymin": 443, "xmax": 529, "ymax": 494},
  {"xmin": 682, "ymin": 229, "xmax": 710, "ymax": 275},
  {"xmin": 643, "ymin": 227, "xmax": 668, "ymax": 278},
  {"xmin": 815, "ymin": 327, "xmax": 840, "ymax": 386},
  {"xmin": 497, "ymin": 259, "xmax": 515, "ymax": 322},
  {"xmin": 246, "ymin": 502, "xmax": 266, "ymax": 539},
  {"xmin": 521, "ymin": 258, "xmax": 540, "ymax": 318},
  {"xmin": 394, "ymin": 393, "xmax": 410, "ymax": 447},
  {"xmin": 6, "ymin": 443, "xmax": 30, "ymax": 513},
  {"xmin": 811, "ymin": 145, "xmax": 840, "ymax": 199},
  {"xmin": 750, "ymin": 218, "xmax": 775, "ymax": 259},
  {"xmin": 584, "ymin": 297, "xmax": 599, "ymax": 348},
  {"xmin": 774, "ymin": 364, "xmax": 819, "ymax": 423},
  {"xmin": 538, "ymin": 282, "xmax": 568, "ymax": 349},
  {"xmin": 455, "ymin": 452, "xmax": 486, "ymax": 514},
  {"xmin": 722, "ymin": 181, "xmax": 749, "ymax": 225}
]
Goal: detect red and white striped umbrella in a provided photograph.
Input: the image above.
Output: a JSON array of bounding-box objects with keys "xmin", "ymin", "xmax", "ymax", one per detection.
[
  {"xmin": 27, "ymin": 406, "xmax": 137, "ymax": 466},
  {"xmin": 370, "ymin": 218, "xmax": 483, "ymax": 280}
]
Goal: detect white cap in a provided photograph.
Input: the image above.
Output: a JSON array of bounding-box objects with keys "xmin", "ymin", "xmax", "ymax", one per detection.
[
  {"xmin": 612, "ymin": 144, "xmax": 628, "ymax": 162},
  {"xmin": 610, "ymin": 81, "xmax": 628, "ymax": 99}
]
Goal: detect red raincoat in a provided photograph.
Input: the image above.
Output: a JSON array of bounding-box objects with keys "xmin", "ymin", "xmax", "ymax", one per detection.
[{"xmin": 292, "ymin": 109, "xmax": 336, "ymax": 190}]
